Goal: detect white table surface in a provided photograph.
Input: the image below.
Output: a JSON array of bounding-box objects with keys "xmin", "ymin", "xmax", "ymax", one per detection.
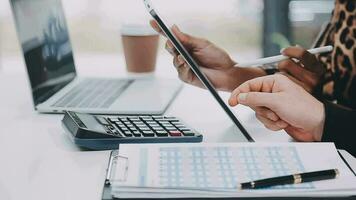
[{"xmin": 0, "ymin": 53, "xmax": 355, "ymax": 200}]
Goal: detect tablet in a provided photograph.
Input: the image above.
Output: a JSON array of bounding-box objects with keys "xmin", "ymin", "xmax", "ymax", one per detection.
[{"xmin": 143, "ymin": 0, "xmax": 254, "ymax": 142}]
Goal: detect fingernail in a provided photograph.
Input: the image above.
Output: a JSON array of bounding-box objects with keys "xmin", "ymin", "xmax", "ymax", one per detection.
[
  {"xmin": 238, "ymin": 93, "xmax": 247, "ymax": 102},
  {"xmin": 172, "ymin": 24, "xmax": 180, "ymax": 32},
  {"xmin": 280, "ymin": 48, "xmax": 286, "ymax": 54},
  {"xmin": 178, "ymin": 55, "xmax": 183, "ymax": 62},
  {"xmin": 178, "ymin": 55, "xmax": 184, "ymax": 63},
  {"xmin": 295, "ymin": 44, "xmax": 301, "ymax": 48}
]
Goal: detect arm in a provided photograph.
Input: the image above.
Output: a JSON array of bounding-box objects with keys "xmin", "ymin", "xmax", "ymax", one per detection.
[{"xmin": 322, "ymin": 101, "xmax": 356, "ymax": 156}]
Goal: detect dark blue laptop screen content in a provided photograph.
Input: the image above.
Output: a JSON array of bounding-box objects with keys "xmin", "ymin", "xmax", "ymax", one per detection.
[{"xmin": 10, "ymin": 0, "xmax": 76, "ymax": 105}]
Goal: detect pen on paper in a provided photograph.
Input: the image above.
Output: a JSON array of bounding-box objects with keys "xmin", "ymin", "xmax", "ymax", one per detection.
[{"xmin": 238, "ymin": 169, "xmax": 339, "ymax": 190}]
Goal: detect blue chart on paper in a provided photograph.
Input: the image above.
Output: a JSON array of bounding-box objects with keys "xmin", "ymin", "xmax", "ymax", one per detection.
[{"xmin": 154, "ymin": 146, "xmax": 314, "ymax": 190}]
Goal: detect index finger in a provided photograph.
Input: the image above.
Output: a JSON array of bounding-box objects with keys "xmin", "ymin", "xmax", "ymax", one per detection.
[
  {"xmin": 281, "ymin": 46, "xmax": 321, "ymax": 73},
  {"xmin": 228, "ymin": 75, "xmax": 276, "ymax": 106},
  {"xmin": 150, "ymin": 20, "xmax": 165, "ymax": 36}
]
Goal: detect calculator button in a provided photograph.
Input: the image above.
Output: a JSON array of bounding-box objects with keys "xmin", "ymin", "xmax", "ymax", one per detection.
[
  {"xmin": 132, "ymin": 131, "xmax": 141, "ymax": 136},
  {"xmin": 121, "ymin": 128, "xmax": 129, "ymax": 131},
  {"xmin": 140, "ymin": 116, "xmax": 153, "ymax": 120},
  {"xmin": 162, "ymin": 124, "xmax": 174, "ymax": 128},
  {"xmin": 118, "ymin": 125, "xmax": 127, "ymax": 129},
  {"xmin": 115, "ymin": 122, "xmax": 125, "ymax": 126},
  {"xmin": 178, "ymin": 128, "xmax": 191, "ymax": 131},
  {"xmin": 137, "ymin": 124, "xmax": 149, "ymax": 128},
  {"xmin": 152, "ymin": 127, "xmax": 164, "ymax": 131},
  {"xmin": 139, "ymin": 127, "xmax": 151, "ymax": 131},
  {"xmin": 112, "ymin": 129, "xmax": 123, "ymax": 136},
  {"xmin": 105, "ymin": 127, "xmax": 113, "ymax": 134},
  {"xmin": 149, "ymin": 123, "xmax": 160, "ymax": 127},
  {"xmin": 166, "ymin": 127, "xmax": 178, "ymax": 131},
  {"xmin": 142, "ymin": 131, "xmax": 155, "ymax": 137},
  {"xmin": 169, "ymin": 131, "xmax": 182, "ymax": 137},
  {"xmin": 153, "ymin": 116, "xmax": 164, "ymax": 119},
  {"xmin": 108, "ymin": 118, "xmax": 120, "ymax": 123},
  {"xmin": 159, "ymin": 121, "xmax": 171, "ymax": 124},
  {"xmin": 165, "ymin": 118, "xmax": 179, "ymax": 122},
  {"xmin": 174, "ymin": 124, "xmax": 185, "ymax": 128},
  {"xmin": 157, "ymin": 119, "xmax": 172, "ymax": 122},
  {"xmin": 160, "ymin": 123, "xmax": 172, "ymax": 127},
  {"xmin": 156, "ymin": 130, "xmax": 168, "ymax": 137},
  {"xmin": 182, "ymin": 131, "xmax": 195, "ymax": 136},
  {"xmin": 123, "ymin": 131, "xmax": 133, "ymax": 137},
  {"xmin": 146, "ymin": 121, "xmax": 156, "ymax": 124}
]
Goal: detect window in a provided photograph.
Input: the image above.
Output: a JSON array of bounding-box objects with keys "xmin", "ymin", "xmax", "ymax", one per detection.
[
  {"xmin": 0, "ymin": 0, "xmax": 335, "ymax": 67},
  {"xmin": 290, "ymin": 0, "xmax": 334, "ymax": 48},
  {"xmin": 0, "ymin": 0, "xmax": 263, "ymax": 62}
]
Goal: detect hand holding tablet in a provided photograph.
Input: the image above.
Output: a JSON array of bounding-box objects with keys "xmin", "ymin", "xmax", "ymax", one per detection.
[{"xmin": 144, "ymin": 0, "xmax": 254, "ymax": 142}]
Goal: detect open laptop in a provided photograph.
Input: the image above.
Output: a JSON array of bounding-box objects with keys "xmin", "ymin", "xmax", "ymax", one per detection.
[
  {"xmin": 9, "ymin": 0, "xmax": 182, "ymax": 114},
  {"xmin": 144, "ymin": 0, "xmax": 254, "ymax": 142}
]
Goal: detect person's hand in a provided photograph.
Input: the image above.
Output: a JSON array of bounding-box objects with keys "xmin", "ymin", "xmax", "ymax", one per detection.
[
  {"xmin": 278, "ymin": 46, "xmax": 326, "ymax": 94},
  {"xmin": 228, "ymin": 74, "xmax": 325, "ymax": 142},
  {"xmin": 150, "ymin": 20, "xmax": 238, "ymax": 91}
]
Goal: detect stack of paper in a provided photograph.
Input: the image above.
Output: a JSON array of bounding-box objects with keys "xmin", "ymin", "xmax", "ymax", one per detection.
[{"xmin": 110, "ymin": 143, "xmax": 356, "ymax": 198}]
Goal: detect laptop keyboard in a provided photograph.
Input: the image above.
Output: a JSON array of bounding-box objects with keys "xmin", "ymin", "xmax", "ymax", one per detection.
[{"xmin": 52, "ymin": 79, "xmax": 132, "ymax": 108}]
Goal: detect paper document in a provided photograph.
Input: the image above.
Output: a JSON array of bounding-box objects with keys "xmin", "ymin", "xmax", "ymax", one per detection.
[{"xmin": 110, "ymin": 143, "xmax": 356, "ymax": 198}]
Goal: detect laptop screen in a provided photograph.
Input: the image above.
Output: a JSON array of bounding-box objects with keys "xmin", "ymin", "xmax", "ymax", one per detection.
[{"xmin": 10, "ymin": 0, "xmax": 76, "ymax": 106}]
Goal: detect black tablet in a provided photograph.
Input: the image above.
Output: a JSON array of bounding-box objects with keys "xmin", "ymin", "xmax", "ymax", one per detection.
[{"xmin": 143, "ymin": 0, "xmax": 254, "ymax": 142}]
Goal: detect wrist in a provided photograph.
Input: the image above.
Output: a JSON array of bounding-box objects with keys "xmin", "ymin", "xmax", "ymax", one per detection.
[
  {"xmin": 219, "ymin": 67, "xmax": 240, "ymax": 92},
  {"xmin": 226, "ymin": 66, "xmax": 267, "ymax": 91}
]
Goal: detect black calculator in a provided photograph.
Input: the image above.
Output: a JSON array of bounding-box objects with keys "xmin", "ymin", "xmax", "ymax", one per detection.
[{"xmin": 62, "ymin": 111, "xmax": 203, "ymax": 150}]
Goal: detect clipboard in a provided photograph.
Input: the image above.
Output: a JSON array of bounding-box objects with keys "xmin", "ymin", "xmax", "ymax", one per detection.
[{"xmin": 101, "ymin": 150, "xmax": 356, "ymax": 200}]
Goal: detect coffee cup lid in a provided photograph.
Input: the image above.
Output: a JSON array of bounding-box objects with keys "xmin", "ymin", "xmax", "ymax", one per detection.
[{"xmin": 120, "ymin": 23, "xmax": 158, "ymax": 36}]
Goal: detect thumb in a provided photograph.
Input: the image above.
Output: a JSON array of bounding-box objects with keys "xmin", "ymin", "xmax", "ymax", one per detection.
[
  {"xmin": 237, "ymin": 92, "xmax": 277, "ymax": 109},
  {"xmin": 171, "ymin": 25, "xmax": 195, "ymax": 48}
]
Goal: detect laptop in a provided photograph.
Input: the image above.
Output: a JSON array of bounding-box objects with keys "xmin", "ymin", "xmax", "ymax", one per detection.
[
  {"xmin": 9, "ymin": 0, "xmax": 182, "ymax": 114},
  {"xmin": 144, "ymin": 0, "xmax": 254, "ymax": 142}
]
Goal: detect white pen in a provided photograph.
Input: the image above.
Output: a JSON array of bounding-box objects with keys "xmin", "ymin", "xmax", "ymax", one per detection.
[{"xmin": 236, "ymin": 45, "xmax": 333, "ymax": 67}]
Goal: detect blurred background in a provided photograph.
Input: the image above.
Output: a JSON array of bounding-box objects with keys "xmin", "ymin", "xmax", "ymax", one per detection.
[{"xmin": 0, "ymin": 0, "xmax": 334, "ymax": 70}]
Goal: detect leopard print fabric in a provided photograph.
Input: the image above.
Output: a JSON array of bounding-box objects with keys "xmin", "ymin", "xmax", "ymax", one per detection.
[{"xmin": 314, "ymin": 0, "xmax": 356, "ymax": 109}]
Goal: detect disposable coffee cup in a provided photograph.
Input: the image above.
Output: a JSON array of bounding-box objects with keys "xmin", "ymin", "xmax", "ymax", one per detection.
[{"xmin": 121, "ymin": 24, "xmax": 159, "ymax": 76}]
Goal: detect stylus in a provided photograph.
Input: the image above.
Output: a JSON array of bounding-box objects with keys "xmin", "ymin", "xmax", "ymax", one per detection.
[{"xmin": 235, "ymin": 45, "xmax": 333, "ymax": 67}]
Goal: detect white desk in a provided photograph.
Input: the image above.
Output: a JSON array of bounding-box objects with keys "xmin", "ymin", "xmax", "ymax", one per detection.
[{"xmin": 0, "ymin": 54, "xmax": 355, "ymax": 200}]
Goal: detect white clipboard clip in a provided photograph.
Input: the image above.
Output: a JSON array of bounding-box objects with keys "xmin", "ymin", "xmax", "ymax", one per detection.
[{"xmin": 105, "ymin": 150, "xmax": 129, "ymax": 186}]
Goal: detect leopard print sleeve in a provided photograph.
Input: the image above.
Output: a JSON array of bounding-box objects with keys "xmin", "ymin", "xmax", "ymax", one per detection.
[{"xmin": 313, "ymin": 0, "xmax": 356, "ymax": 109}]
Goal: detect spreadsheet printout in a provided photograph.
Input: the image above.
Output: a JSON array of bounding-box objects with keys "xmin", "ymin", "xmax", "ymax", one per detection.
[{"xmin": 110, "ymin": 143, "xmax": 356, "ymax": 198}]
